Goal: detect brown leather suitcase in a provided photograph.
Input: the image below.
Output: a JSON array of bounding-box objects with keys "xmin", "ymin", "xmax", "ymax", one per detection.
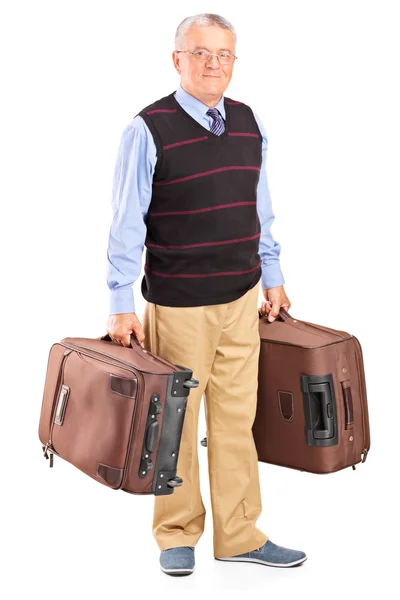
[
  {"xmin": 201, "ymin": 308, "xmax": 370, "ymax": 474},
  {"xmin": 38, "ymin": 333, "xmax": 199, "ymax": 495}
]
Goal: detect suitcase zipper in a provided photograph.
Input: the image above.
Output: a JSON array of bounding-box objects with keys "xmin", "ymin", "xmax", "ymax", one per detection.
[
  {"xmin": 119, "ymin": 369, "xmax": 145, "ymax": 490},
  {"xmin": 292, "ymin": 318, "xmax": 349, "ymax": 342},
  {"xmin": 42, "ymin": 348, "xmax": 73, "ymax": 466},
  {"xmin": 60, "ymin": 340, "xmax": 178, "ymax": 376},
  {"xmin": 59, "ymin": 341, "xmax": 144, "ymax": 378},
  {"xmin": 352, "ymin": 335, "xmax": 370, "ymax": 463}
]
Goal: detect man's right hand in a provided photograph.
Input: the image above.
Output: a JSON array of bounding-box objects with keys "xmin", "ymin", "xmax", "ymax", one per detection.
[{"xmin": 106, "ymin": 313, "xmax": 145, "ymax": 348}]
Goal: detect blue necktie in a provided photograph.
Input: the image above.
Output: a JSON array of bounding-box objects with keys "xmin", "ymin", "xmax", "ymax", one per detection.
[{"xmin": 206, "ymin": 107, "xmax": 225, "ymax": 135}]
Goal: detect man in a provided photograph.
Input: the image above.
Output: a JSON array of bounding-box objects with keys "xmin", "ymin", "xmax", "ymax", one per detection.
[{"xmin": 106, "ymin": 13, "xmax": 307, "ymax": 576}]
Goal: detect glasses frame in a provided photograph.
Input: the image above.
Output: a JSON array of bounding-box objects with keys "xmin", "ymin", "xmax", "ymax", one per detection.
[{"xmin": 175, "ymin": 49, "xmax": 238, "ymax": 65}]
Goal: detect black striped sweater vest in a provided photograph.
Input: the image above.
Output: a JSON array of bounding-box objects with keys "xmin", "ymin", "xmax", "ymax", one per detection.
[{"xmin": 136, "ymin": 90, "xmax": 263, "ymax": 307}]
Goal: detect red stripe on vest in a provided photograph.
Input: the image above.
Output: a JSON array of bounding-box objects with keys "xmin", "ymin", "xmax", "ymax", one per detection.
[
  {"xmin": 228, "ymin": 132, "xmax": 259, "ymax": 138},
  {"xmin": 148, "ymin": 201, "xmax": 257, "ymax": 217},
  {"xmin": 146, "ymin": 232, "xmax": 261, "ymax": 249},
  {"xmin": 144, "ymin": 260, "xmax": 262, "ymax": 278},
  {"xmin": 163, "ymin": 136, "xmax": 208, "ymax": 150},
  {"xmin": 146, "ymin": 109, "xmax": 177, "ymax": 114},
  {"xmin": 153, "ymin": 165, "xmax": 260, "ymax": 186}
]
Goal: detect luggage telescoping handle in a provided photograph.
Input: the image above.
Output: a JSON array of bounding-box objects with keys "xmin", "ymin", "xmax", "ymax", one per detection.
[{"xmin": 258, "ymin": 307, "xmax": 292, "ymax": 321}]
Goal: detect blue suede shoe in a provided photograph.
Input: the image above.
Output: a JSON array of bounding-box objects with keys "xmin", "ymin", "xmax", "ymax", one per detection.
[
  {"xmin": 160, "ymin": 546, "xmax": 195, "ymax": 576},
  {"xmin": 215, "ymin": 540, "xmax": 307, "ymax": 568}
]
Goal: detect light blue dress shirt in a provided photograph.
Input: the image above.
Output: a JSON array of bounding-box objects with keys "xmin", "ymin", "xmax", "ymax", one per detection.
[{"xmin": 107, "ymin": 83, "xmax": 285, "ymax": 315}]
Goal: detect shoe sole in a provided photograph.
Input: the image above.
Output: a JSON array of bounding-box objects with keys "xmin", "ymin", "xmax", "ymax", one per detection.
[
  {"xmin": 160, "ymin": 565, "xmax": 195, "ymax": 576},
  {"xmin": 214, "ymin": 555, "xmax": 307, "ymax": 567}
]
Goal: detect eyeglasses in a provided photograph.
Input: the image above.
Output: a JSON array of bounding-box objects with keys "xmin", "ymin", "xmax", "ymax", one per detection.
[{"xmin": 175, "ymin": 49, "xmax": 238, "ymax": 65}]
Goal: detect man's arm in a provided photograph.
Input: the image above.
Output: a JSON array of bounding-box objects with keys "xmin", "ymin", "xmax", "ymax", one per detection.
[
  {"xmin": 253, "ymin": 111, "xmax": 285, "ymax": 290},
  {"xmin": 106, "ymin": 116, "xmax": 156, "ymax": 315}
]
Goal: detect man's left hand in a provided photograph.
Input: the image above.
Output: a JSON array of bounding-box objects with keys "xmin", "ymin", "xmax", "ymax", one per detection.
[{"xmin": 258, "ymin": 285, "xmax": 291, "ymax": 322}]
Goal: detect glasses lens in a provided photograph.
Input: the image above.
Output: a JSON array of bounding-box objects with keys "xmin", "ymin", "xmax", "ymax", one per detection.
[
  {"xmin": 219, "ymin": 54, "xmax": 234, "ymax": 64},
  {"xmin": 193, "ymin": 50, "xmax": 234, "ymax": 64},
  {"xmin": 193, "ymin": 51, "xmax": 210, "ymax": 62}
]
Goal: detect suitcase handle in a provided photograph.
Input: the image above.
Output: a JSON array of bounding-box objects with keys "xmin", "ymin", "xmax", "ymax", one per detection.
[
  {"xmin": 129, "ymin": 333, "xmax": 142, "ymax": 347},
  {"xmin": 100, "ymin": 332, "xmax": 142, "ymax": 348},
  {"xmin": 258, "ymin": 307, "xmax": 292, "ymax": 321},
  {"xmin": 308, "ymin": 382, "xmax": 334, "ymax": 439}
]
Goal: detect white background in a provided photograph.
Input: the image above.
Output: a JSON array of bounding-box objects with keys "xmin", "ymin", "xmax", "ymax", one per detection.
[{"xmin": 2, "ymin": 1, "xmax": 399, "ymax": 598}]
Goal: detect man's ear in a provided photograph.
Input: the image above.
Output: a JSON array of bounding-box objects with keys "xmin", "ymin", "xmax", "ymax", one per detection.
[{"xmin": 172, "ymin": 51, "xmax": 181, "ymax": 74}]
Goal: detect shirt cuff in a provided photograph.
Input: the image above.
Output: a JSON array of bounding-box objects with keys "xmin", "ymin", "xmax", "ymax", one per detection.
[
  {"xmin": 261, "ymin": 262, "xmax": 285, "ymax": 290},
  {"xmin": 109, "ymin": 288, "xmax": 135, "ymax": 315}
]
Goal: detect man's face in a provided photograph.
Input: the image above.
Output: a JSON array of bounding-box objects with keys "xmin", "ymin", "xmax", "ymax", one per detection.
[{"xmin": 172, "ymin": 25, "xmax": 236, "ymax": 101}]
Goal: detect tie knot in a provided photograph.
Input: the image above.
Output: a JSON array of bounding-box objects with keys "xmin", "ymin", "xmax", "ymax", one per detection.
[
  {"xmin": 206, "ymin": 108, "xmax": 220, "ymax": 118},
  {"xmin": 206, "ymin": 106, "xmax": 225, "ymax": 135}
]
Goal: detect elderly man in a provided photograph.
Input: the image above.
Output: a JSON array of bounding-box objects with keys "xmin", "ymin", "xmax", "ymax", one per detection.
[{"xmin": 106, "ymin": 13, "xmax": 307, "ymax": 576}]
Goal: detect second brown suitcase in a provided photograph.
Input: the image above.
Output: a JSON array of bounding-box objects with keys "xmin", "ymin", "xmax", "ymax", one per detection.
[
  {"xmin": 201, "ymin": 308, "xmax": 370, "ymax": 474},
  {"xmin": 253, "ymin": 308, "xmax": 370, "ymax": 473}
]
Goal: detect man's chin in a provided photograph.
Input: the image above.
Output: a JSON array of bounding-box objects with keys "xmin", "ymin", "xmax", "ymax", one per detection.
[{"xmin": 201, "ymin": 80, "xmax": 225, "ymax": 91}]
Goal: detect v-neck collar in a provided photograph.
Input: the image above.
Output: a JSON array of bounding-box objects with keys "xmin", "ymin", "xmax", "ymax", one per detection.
[
  {"xmin": 175, "ymin": 83, "xmax": 226, "ymax": 121},
  {"xmin": 170, "ymin": 89, "xmax": 229, "ymax": 140}
]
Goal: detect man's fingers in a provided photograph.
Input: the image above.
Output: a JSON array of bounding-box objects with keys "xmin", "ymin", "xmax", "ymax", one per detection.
[
  {"xmin": 110, "ymin": 333, "xmax": 132, "ymax": 347},
  {"xmin": 121, "ymin": 335, "xmax": 133, "ymax": 348},
  {"xmin": 259, "ymin": 301, "xmax": 272, "ymax": 315},
  {"xmin": 268, "ymin": 302, "xmax": 281, "ymax": 322}
]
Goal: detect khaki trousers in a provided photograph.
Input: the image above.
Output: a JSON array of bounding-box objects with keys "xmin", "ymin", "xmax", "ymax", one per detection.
[{"xmin": 141, "ymin": 281, "xmax": 269, "ymax": 558}]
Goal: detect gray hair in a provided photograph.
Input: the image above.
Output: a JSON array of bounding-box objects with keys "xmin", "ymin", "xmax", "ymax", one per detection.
[{"xmin": 174, "ymin": 13, "xmax": 237, "ymax": 50}]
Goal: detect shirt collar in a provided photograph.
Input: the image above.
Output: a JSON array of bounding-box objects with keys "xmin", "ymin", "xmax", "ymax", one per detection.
[{"xmin": 175, "ymin": 83, "xmax": 226, "ymax": 121}]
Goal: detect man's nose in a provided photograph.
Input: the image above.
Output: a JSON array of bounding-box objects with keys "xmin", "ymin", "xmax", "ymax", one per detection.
[{"xmin": 205, "ymin": 55, "xmax": 220, "ymax": 68}]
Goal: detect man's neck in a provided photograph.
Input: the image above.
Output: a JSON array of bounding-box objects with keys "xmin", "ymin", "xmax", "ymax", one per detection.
[{"xmin": 180, "ymin": 83, "xmax": 222, "ymax": 108}]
